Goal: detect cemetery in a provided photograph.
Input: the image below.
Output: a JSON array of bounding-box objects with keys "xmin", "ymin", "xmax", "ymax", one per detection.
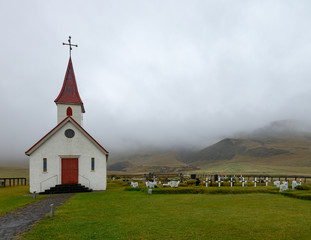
[
  {"xmin": 19, "ymin": 179, "xmax": 311, "ymax": 240},
  {"xmin": 107, "ymin": 173, "xmax": 311, "ymax": 202},
  {"xmin": 114, "ymin": 173, "xmax": 311, "ymax": 193},
  {"xmin": 1, "ymin": 172, "xmax": 311, "ymax": 239}
]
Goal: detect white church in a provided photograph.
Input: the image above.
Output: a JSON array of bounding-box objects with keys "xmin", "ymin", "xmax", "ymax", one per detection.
[{"xmin": 25, "ymin": 43, "xmax": 109, "ymax": 193}]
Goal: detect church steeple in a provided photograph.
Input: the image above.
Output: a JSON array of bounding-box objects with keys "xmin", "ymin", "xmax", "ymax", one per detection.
[
  {"xmin": 55, "ymin": 36, "xmax": 84, "ymax": 125},
  {"xmin": 55, "ymin": 57, "xmax": 85, "ymax": 125},
  {"xmin": 54, "ymin": 57, "xmax": 85, "ymax": 110}
]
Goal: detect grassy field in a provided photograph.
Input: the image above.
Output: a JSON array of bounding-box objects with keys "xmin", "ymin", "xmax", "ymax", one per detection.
[
  {"xmin": 0, "ymin": 185, "xmax": 43, "ymax": 216},
  {"xmin": 23, "ymin": 183, "xmax": 311, "ymax": 240}
]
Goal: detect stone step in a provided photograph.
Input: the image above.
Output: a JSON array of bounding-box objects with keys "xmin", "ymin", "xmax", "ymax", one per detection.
[
  {"xmin": 40, "ymin": 183, "xmax": 92, "ymax": 194},
  {"xmin": 50, "ymin": 186, "xmax": 89, "ymax": 190}
]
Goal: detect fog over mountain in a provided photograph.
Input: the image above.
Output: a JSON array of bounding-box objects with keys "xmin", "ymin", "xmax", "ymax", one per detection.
[{"xmin": 1, "ymin": 1, "xmax": 311, "ymax": 166}]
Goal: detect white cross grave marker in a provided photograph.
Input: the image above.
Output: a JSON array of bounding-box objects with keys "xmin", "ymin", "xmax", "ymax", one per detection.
[
  {"xmin": 240, "ymin": 177, "xmax": 247, "ymax": 187},
  {"xmin": 216, "ymin": 176, "xmax": 223, "ymax": 187},
  {"xmin": 264, "ymin": 177, "xmax": 270, "ymax": 187},
  {"xmin": 229, "ymin": 177, "xmax": 235, "ymax": 187},
  {"xmin": 252, "ymin": 177, "xmax": 259, "ymax": 187}
]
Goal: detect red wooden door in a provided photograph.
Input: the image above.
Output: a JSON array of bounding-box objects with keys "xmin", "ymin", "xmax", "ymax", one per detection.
[{"xmin": 62, "ymin": 158, "xmax": 78, "ymax": 184}]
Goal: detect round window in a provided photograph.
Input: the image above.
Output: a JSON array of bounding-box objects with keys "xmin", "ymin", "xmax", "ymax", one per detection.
[{"xmin": 65, "ymin": 129, "xmax": 75, "ymax": 138}]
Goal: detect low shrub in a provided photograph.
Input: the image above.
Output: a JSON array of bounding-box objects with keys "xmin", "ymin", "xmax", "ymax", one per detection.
[
  {"xmin": 179, "ymin": 183, "xmax": 188, "ymax": 187},
  {"xmin": 124, "ymin": 187, "xmax": 144, "ymax": 192},
  {"xmin": 296, "ymin": 184, "xmax": 311, "ymax": 190},
  {"xmin": 124, "ymin": 185, "xmax": 311, "ymax": 200},
  {"xmin": 280, "ymin": 191, "xmax": 311, "ymax": 201},
  {"xmin": 150, "ymin": 187, "xmax": 272, "ymax": 195},
  {"xmin": 186, "ymin": 179, "xmax": 197, "ymax": 186},
  {"xmin": 121, "ymin": 181, "xmax": 131, "ymax": 186},
  {"xmin": 152, "ymin": 187, "xmax": 206, "ymax": 194},
  {"xmin": 222, "ymin": 182, "xmax": 231, "ymax": 187}
]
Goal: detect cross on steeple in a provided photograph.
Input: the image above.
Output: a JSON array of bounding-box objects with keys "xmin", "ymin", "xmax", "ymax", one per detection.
[{"xmin": 62, "ymin": 36, "xmax": 78, "ymax": 57}]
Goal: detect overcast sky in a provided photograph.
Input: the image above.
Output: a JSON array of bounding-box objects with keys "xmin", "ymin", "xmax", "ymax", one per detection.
[{"xmin": 1, "ymin": 1, "xmax": 311, "ymax": 163}]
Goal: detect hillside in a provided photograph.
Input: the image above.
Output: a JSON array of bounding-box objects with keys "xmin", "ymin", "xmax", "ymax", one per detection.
[
  {"xmin": 108, "ymin": 120, "xmax": 311, "ymax": 175},
  {"xmin": 188, "ymin": 135, "xmax": 311, "ymax": 175},
  {"xmin": 108, "ymin": 149, "xmax": 197, "ymax": 174}
]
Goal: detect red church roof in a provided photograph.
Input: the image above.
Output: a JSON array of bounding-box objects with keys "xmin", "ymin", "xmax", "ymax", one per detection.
[{"xmin": 55, "ymin": 57, "xmax": 85, "ymax": 112}]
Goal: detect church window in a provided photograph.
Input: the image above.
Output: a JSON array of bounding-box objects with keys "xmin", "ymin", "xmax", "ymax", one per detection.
[
  {"xmin": 67, "ymin": 107, "xmax": 72, "ymax": 116},
  {"xmin": 65, "ymin": 129, "xmax": 75, "ymax": 138},
  {"xmin": 91, "ymin": 158, "xmax": 95, "ymax": 171},
  {"xmin": 43, "ymin": 158, "xmax": 47, "ymax": 172}
]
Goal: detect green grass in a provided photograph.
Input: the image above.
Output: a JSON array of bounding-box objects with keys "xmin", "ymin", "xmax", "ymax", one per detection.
[
  {"xmin": 0, "ymin": 185, "xmax": 44, "ymax": 216},
  {"xmin": 23, "ymin": 184, "xmax": 311, "ymax": 240}
]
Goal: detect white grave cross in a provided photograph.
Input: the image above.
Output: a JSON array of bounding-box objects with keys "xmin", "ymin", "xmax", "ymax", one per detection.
[
  {"xmin": 240, "ymin": 177, "xmax": 247, "ymax": 187},
  {"xmin": 216, "ymin": 176, "xmax": 223, "ymax": 187},
  {"xmin": 229, "ymin": 177, "xmax": 235, "ymax": 187},
  {"xmin": 264, "ymin": 177, "xmax": 270, "ymax": 187},
  {"xmin": 252, "ymin": 177, "xmax": 259, "ymax": 187}
]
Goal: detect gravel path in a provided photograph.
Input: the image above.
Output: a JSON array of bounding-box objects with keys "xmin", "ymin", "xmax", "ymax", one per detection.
[{"xmin": 0, "ymin": 193, "xmax": 74, "ymax": 240}]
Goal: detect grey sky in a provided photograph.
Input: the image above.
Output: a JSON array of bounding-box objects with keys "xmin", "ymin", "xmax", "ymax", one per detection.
[{"xmin": 1, "ymin": 1, "xmax": 311, "ymax": 163}]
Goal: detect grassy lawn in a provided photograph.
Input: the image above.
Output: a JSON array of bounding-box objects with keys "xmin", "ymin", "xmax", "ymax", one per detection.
[
  {"xmin": 0, "ymin": 185, "xmax": 44, "ymax": 216},
  {"xmin": 23, "ymin": 183, "xmax": 311, "ymax": 240}
]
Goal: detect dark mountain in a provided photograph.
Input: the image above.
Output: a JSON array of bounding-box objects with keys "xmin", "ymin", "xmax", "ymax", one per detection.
[
  {"xmin": 108, "ymin": 161, "xmax": 134, "ymax": 171},
  {"xmin": 187, "ymin": 138, "xmax": 247, "ymax": 163}
]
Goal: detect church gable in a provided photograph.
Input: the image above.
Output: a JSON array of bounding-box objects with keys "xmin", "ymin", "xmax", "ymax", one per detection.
[
  {"xmin": 29, "ymin": 122, "xmax": 104, "ymax": 159},
  {"xmin": 25, "ymin": 117, "xmax": 109, "ymax": 156}
]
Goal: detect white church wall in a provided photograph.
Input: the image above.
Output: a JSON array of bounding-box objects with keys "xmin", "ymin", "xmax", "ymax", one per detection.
[
  {"xmin": 29, "ymin": 121, "xmax": 107, "ymax": 193},
  {"xmin": 57, "ymin": 104, "xmax": 83, "ymax": 125}
]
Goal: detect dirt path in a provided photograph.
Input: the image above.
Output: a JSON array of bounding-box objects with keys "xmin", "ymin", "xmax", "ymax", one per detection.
[{"xmin": 0, "ymin": 193, "xmax": 74, "ymax": 240}]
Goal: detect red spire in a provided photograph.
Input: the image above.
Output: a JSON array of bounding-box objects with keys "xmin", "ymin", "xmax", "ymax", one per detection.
[{"xmin": 55, "ymin": 57, "xmax": 85, "ymax": 112}]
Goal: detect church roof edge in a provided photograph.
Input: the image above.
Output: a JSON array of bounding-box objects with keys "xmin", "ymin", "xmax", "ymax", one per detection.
[{"xmin": 25, "ymin": 116, "xmax": 109, "ymax": 156}]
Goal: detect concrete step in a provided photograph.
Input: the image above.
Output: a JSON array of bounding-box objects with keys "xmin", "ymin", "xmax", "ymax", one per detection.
[{"xmin": 40, "ymin": 183, "xmax": 92, "ymax": 194}]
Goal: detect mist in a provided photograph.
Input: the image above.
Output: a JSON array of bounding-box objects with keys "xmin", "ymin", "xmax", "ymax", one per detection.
[{"xmin": 1, "ymin": 1, "xmax": 311, "ymax": 165}]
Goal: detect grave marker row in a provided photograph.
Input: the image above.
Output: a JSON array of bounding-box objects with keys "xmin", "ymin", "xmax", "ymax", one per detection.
[{"xmin": 130, "ymin": 176, "xmax": 305, "ymax": 190}]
